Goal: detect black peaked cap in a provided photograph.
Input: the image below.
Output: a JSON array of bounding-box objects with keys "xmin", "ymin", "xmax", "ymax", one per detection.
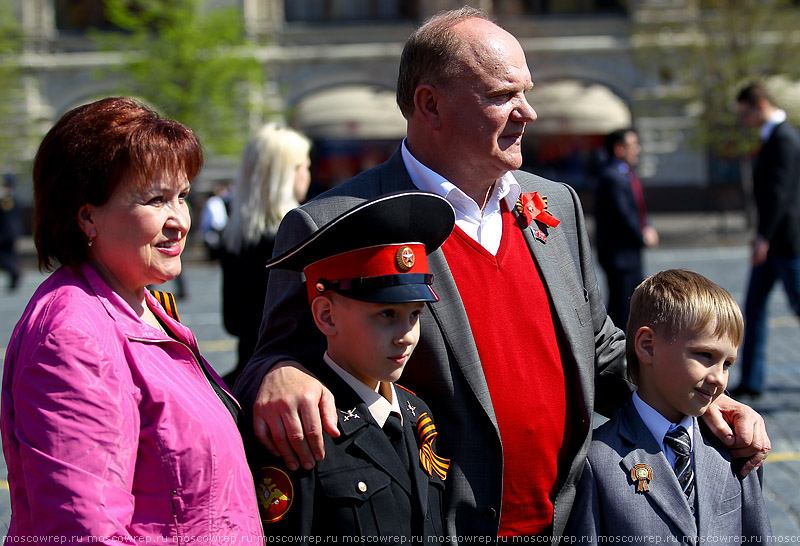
[{"xmin": 265, "ymin": 191, "xmax": 456, "ymax": 272}]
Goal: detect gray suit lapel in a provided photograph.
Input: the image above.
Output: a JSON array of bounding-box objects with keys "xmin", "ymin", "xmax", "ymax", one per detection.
[
  {"xmin": 512, "ymin": 185, "xmax": 594, "ymax": 408},
  {"xmin": 618, "ymin": 403, "xmax": 698, "ymax": 539},
  {"xmin": 426, "ymin": 249, "xmax": 497, "ymax": 428},
  {"xmin": 693, "ymin": 420, "xmax": 728, "ymax": 538}
]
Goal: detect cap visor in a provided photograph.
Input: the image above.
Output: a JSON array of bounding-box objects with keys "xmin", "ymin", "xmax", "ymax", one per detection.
[{"xmin": 337, "ymin": 283, "xmax": 439, "ymax": 303}]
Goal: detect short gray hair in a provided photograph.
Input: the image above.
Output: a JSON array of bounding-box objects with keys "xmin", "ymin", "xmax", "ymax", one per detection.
[{"xmin": 396, "ymin": 6, "xmax": 492, "ymax": 118}]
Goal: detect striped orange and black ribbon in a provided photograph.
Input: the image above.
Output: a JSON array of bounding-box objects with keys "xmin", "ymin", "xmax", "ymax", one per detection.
[
  {"xmin": 416, "ymin": 412, "xmax": 450, "ymax": 480},
  {"xmin": 148, "ymin": 289, "xmax": 181, "ymax": 323}
]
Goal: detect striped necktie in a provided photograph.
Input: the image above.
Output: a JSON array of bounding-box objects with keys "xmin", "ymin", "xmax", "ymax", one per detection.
[{"xmin": 664, "ymin": 426, "xmax": 694, "ymax": 499}]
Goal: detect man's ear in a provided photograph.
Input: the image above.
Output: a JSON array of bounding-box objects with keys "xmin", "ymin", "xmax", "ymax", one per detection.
[
  {"xmin": 634, "ymin": 326, "xmax": 656, "ymax": 366},
  {"xmin": 77, "ymin": 204, "xmax": 96, "ymax": 239},
  {"xmin": 311, "ymin": 295, "xmax": 337, "ymax": 336},
  {"xmin": 413, "ymin": 84, "xmax": 443, "ymax": 130}
]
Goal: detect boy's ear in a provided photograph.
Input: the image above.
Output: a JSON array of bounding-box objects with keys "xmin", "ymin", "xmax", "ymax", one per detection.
[
  {"xmin": 634, "ymin": 326, "xmax": 656, "ymax": 366},
  {"xmin": 311, "ymin": 295, "xmax": 337, "ymax": 336}
]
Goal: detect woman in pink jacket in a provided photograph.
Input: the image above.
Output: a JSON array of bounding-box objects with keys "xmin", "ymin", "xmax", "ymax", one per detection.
[{"xmin": 1, "ymin": 97, "xmax": 263, "ymax": 542}]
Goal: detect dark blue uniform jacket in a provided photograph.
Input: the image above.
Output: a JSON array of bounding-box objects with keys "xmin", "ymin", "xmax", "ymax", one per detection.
[{"xmin": 252, "ymin": 362, "xmax": 447, "ymax": 545}]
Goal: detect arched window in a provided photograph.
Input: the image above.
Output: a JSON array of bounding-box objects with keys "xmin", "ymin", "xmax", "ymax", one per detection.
[{"xmin": 284, "ymin": 0, "xmax": 418, "ymax": 23}]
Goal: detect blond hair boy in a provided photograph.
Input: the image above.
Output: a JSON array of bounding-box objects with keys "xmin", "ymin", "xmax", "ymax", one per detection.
[{"xmin": 565, "ymin": 269, "xmax": 771, "ymax": 543}]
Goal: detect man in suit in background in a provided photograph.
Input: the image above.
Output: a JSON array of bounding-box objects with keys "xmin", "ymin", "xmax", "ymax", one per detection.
[
  {"xmin": 235, "ymin": 8, "xmax": 770, "ymax": 541},
  {"xmin": 734, "ymin": 82, "xmax": 800, "ymax": 397},
  {"xmin": 595, "ymin": 128, "xmax": 659, "ymax": 329}
]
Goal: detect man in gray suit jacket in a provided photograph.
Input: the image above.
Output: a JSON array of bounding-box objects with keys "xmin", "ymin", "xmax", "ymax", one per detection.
[{"xmin": 235, "ymin": 7, "xmax": 770, "ymax": 542}]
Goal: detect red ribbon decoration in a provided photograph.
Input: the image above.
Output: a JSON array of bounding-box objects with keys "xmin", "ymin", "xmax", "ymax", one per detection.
[{"xmin": 515, "ymin": 192, "xmax": 560, "ymax": 228}]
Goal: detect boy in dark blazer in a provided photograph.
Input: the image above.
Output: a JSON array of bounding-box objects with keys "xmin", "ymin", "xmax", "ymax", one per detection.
[
  {"xmin": 565, "ymin": 269, "xmax": 772, "ymax": 544},
  {"xmin": 250, "ymin": 192, "xmax": 454, "ymax": 544}
]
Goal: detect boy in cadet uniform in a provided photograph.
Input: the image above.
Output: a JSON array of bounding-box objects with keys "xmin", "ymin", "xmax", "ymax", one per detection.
[
  {"xmin": 564, "ymin": 269, "xmax": 772, "ymax": 544},
  {"xmin": 250, "ymin": 192, "xmax": 454, "ymax": 544}
]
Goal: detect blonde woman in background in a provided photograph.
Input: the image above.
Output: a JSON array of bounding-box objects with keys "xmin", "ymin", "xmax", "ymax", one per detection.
[{"xmin": 221, "ymin": 123, "xmax": 311, "ymax": 387}]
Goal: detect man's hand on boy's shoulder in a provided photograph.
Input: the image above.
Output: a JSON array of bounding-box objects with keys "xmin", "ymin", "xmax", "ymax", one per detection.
[
  {"xmin": 253, "ymin": 360, "xmax": 340, "ymax": 471},
  {"xmin": 701, "ymin": 393, "xmax": 771, "ymax": 477}
]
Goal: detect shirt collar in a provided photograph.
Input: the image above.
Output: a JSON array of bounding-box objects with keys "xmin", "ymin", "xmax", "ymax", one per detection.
[
  {"xmin": 632, "ymin": 390, "xmax": 695, "ymax": 450},
  {"xmin": 401, "ymin": 138, "xmax": 521, "ymax": 223},
  {"xmin": 761, "ymin": 108, "xmax": 787, "ymax": 142},
  {"xmin": 323, "ymin": 352, "xmax": 401, "ymax": 426}
]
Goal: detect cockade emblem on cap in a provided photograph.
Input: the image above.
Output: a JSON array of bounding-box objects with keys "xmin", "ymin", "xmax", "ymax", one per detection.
[{"xmin": 395, "ymin": 246, "xmax": 416, "ymax": 271}]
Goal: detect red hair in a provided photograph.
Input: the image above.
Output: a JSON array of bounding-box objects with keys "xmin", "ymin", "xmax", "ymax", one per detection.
[{"xmin": 33, "ymin": 97, "xmax": 203, "ymax": 271}]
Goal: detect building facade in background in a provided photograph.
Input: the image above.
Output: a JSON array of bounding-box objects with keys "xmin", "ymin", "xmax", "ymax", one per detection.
[{"xmin": 9, "ymin": 0, "xmax": 723, "ymax": 211}]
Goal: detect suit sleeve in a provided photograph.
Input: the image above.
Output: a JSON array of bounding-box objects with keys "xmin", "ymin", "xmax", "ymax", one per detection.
[
  {"xmin": 564, "ymin": 183, "xmax": 631, "ymax": 416},
  {"xmin": 740, "ymin": 467, "xmax": 773, "ymax": 544},
  {"xmin": 10, "ymin": 326, "xmax": 139, "ymax": 542},
  {"xmin": 562, "ymin": 460, "xmax": 602, "ymax": 544},
  {"xmin": 758, "ymin": 130, "xmax": 800, "ymax": 243},
  {"xmin": 232, "ymin": 206, "xmax": 329, "ymax": 423}
]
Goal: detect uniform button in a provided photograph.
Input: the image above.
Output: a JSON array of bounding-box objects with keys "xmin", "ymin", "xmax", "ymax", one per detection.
[
  {"xmin": 483, "ymin": 507, "xmax": 497, "ymax": 521},
  {"xmin": 357, "ymin": 481, "xmax": 368, "ymax": 493}
]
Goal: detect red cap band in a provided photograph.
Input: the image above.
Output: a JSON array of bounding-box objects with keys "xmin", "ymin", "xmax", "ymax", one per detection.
[{"xmin": 303, "ymin": 243, "xmax": 429, "ymax": 302}]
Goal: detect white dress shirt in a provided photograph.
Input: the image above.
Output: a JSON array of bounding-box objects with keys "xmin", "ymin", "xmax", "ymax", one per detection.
[
  {"xmin": 324, "ymin": 352, "xmax": 402, "ymax": 426},
  {"xmin": 401, "ymin": 139, "xmax": 522, "ymax": 255},
  {"xmin": 632, "ymin": 390, "xmax": 695, "ymax": 469},
  {"xmin": 761, "ymin": 108, "xmax": 787, "ymax": 142}
]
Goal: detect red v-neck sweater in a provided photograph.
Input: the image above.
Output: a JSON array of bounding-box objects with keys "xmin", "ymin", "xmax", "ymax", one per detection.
[{"xmin": 441, "ymin": 209, "xmax": 568, "ymax": 536}]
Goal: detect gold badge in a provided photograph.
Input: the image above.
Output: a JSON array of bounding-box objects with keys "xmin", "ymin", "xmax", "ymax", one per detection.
[
  {"xmin": 256, "ymin": 466, "xmax": 294, "ymax": 523},
  {"xmin": 631, "ymin": 463, "xmax": 653, "ymax": 492},
  {"xmin": 395, "ymin": 246, "xmax": 415, "ymax": 271}
]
